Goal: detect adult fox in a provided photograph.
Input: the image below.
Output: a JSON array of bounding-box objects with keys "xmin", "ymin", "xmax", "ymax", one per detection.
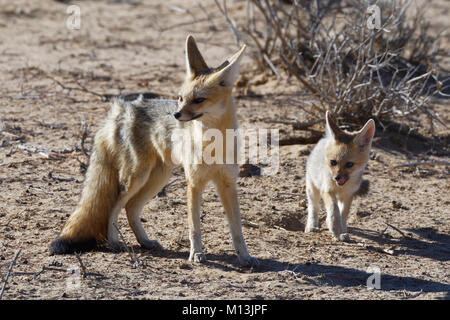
[{"xmin": 50, "ymin": 36, "xmax": 258, "ymax": 267}]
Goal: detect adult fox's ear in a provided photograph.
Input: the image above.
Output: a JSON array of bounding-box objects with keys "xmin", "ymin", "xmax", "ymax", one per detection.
[
  {"xmin": 210, "ymin": 44, "xmax": 246, "ymax": 88},
  {"xmin": 325, "ymin": 111, "xmax": 341, "ymax": 138},
  {"xmin": 185, "ymin": 35, "xmax": 209, "ymax": 78},
  {"xmin": 354, "ymin": 119, "xmax": 375, "ymax": 148}
]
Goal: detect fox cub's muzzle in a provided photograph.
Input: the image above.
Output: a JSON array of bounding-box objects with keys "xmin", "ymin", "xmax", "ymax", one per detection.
[{"xmin": 334, "ymin": 174, "xmax": 348, "ymax": 186}]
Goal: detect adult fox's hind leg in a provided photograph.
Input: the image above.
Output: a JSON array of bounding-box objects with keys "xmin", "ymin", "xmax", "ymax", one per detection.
[
  {"xmin": 107, "ymin": 165, "xmax": 153, "ymax": 251},
  {"xmin": 125, "ymin": 163, "xmax": 172, "ymax": 251}
]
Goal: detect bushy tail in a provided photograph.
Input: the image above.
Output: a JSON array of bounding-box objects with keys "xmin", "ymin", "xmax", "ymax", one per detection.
[
  {"xmin": 355, "ymin": 179, "xmax": 370, "ymax": 197},
  {"xmin": 50, "ymin": 145, "xmax": 119, "ymax": 254}
]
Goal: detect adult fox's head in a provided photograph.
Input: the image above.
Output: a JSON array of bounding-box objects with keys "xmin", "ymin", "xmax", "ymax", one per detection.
[
  {"xmin": 173, "ymin": 35, "xmax": 245, "ymax": 123},
  {"xmin": 324, "ymin": 111, "xmax": 375, "ymax": 187}
]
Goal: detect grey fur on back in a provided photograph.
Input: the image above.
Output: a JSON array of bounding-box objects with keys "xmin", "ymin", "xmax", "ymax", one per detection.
[{"xmin": 110, "ymin": 96, "xmax": 178, "ymax": 126}]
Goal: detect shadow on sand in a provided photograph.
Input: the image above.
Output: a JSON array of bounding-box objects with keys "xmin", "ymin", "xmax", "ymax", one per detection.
[
  {"xmin": 137, "ymin": 245, "xmax": 449, "ymax": 294},
  {"xmin": 351, "ymin": 226, "xmax": 450, "ymax": 262}
]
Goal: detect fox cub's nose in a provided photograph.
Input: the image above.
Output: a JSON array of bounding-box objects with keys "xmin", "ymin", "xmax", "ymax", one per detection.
[
  {"xmin": 334, "ymin": 175, "xmax": 342, "ymax": 181},
  {"xmin": 173, "ymin": 112, "xmax": 181, "ymax": 119}
]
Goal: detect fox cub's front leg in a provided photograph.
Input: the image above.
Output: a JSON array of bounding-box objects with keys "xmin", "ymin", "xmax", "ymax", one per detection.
[
  {"xmin": 322, "ymin": 193, "xmax": 349, "ymax": 241},
  {"xmin": 305, "ymin": 181, "xmax": 320, "ymax": 233},
  {"xmin": 338, "ymin": 195, "xmax": 353, "ymax": 234}
]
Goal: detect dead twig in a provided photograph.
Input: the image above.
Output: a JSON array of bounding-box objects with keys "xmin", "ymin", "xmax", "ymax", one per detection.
[
  {"xmin": 214, "ymin": 0, "xmax": 240, "ymax": 46},
  {"xmin": 74, "ymin": 253, "xmax": 87, "ymax": 278},
  {"xmin": 79, "ymin": 121, "xmax": 90, "ymax": 157},
  {"xmin": 401, "ymin": 289, "xmax": 423, "ymax": 300},
  {"xmin": 265, "ymin": 119, "xmax": 323, "ymax": 130},
  {"xmin": 393, "ymin": 160, "xmax": 450, "ymax": 168},
  {"xmin": 47, "ymin": 74, "xmax": 108, "ymax": 101},
  {"xmin": 271, "ymin": 192, "xmax": 303, "ymax": 200},
  {"xmin": 74, "ymin": 80, "xmax": 107, "ymax": 100},
  {"xmin": 31, "ymin": 266, "xmax": 66, "ymax": 280},
  {"xmin": 279, "ymin": 134, "xmax": 322, "ymax": 146},
  {"xmin": 31, "ymin": 265, "xmax": 105, "ymax": 281},
  {"xmin": 17, "ymin": 144, "xmax": 80, "ymax": 157},
  {"xmin": 0, "ymin": 249, "xmax": 21, "ymax": 300},
  {"xmin": 357, "ymin": 242, "xmax": 395, "ymax": 255},
  {"xmin": 48, "ymin": 171, "xmax": 75, "ymax": 182},
  {"xmin": 197, "ymin": 2, "xmax": 217, "ymax": 31},
  {"xmin": 384, "ymin": 222, "xmax": 411, "ymax": 239},
  {"xmin": 263, "ymin": 53, "xmax": 281, "ymax": 79},
  {"xmin": 112, "ymin": 223, "xmax": 142, "ymax": 268},
  {"xmin": 157, "ymin": 177, "xmax": 181, "ymax": 197},
  {"xmin": 17, "ymin": 144, "xmax": 49, "ymax": 158}
]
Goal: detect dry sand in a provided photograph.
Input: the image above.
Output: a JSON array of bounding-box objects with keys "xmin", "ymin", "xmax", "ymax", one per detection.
[{"xmin": 0, "ymin": 0, "xmax": 448, "ymax": 300}]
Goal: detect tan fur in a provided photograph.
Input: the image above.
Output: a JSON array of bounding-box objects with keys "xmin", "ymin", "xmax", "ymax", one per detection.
[
  {"xmin": 305, "ymin": 111, "xmax": 375, "ymax": 241},
  {"xmin": 50, "ymin": 36, "xmax": 257, "ymax": 267},
  {"xmin": 59, "ymin": 126, "xmax": 120, "ymax": 241}
]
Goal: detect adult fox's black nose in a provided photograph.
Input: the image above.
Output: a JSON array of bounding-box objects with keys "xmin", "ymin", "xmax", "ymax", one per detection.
[
  {"xmin": 334, "ymin": 175, "xmax": 342, "ymax": 181},
  {"xmin": 173, "ymin": 112, "xmax": 181, "ymax": 119}
]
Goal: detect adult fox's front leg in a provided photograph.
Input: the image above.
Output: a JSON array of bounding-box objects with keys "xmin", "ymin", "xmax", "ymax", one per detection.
[
  {"xmin": 187, "ymin": 181, "xmax": 207, "ymax": 263},
  {"xmin": 214, "ymin": 174, "xmax": 258, "ymax": 267}
]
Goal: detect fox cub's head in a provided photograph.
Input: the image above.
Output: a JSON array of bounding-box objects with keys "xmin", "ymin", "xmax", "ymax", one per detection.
[
  {"xmin": 324, "ymin": 111, "xmax": 375, "ymax": 187},
  {"xmin": 173, "ymin": 35, "xmax": 246, "ymax": 122}
]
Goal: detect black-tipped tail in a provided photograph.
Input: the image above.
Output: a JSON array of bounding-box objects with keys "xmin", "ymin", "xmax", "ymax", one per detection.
[
  {"xmin": 50, "ymin": 237, "xmax": 97, "ymax": 255},
  {"xmin": 355, "ymin": 179, "xmax": 370, "ymax": 197}
]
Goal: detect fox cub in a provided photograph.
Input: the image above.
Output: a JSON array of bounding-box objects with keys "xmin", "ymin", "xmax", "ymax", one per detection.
[
  {"xmin": 50, "ymin": 35, "xmax": 258, "ymax": 267},
  {"xmin": 305, "ymin": 111, "xmax": 375, "ymax": 241}
]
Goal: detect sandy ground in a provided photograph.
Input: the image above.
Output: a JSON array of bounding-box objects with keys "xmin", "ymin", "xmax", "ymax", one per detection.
[{"xmin": 0, "ymin": 0, "xmax": 449, "ymax": 300}]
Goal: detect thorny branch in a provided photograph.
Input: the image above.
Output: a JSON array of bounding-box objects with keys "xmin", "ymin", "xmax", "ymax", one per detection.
[{"xmin": 216, "ymin": 0, "xmax": 447, "ymax": 133}]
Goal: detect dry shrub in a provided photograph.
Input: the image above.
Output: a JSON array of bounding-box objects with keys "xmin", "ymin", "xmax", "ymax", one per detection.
[{"xmin": 217, "ymin": 0, "xmax": 448, "ymax": 132}]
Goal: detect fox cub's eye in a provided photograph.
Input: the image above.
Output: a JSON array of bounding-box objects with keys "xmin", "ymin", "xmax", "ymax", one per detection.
[
  {"xmin": 330, "ymin": 160, "xmax": 337, "ymax": 166},
  {"xmin": 346, "ymin": 162, "xmax": 354, "ymax": 168},
  {"xmin": 178, "ymin": 96, "xmax": 183, "ymax": 102},
  {"xmin": 192, "ymin": 98, "xmax": 205, "ymax": 104}
]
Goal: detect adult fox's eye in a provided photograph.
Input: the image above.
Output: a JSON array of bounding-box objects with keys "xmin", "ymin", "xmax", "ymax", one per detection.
[
  {"xmin": 346, "ymin": 162, "xmax": 354, "ymax": 168},
  {"xmin": 178, "ymin": 96, "xmax": 183, "ymax": 102},
  {"xmin": 330, "ymin": 160, "xmax": 337, "ymax": 166},
  {"xmin": 192, "ymin": 98, "xmax": 205, "ymax": 104}
]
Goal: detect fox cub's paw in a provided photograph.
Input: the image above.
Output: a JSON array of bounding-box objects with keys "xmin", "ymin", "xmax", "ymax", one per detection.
[
  {"xmin": 141, "ymin": 239, "xmax": 163, "ymax": 251},
  {"xmin": 189, "ymin": 252, "xmax": 206, "ymax": 263},
  {"xmin": 305, "ymin": 225, "xmax": 320, "ymax": 233},
  {"xmin": 333, "ymin": 233, "xmax": 350, "ymax": 242},
  {"xmin": 238, "ymin": 255, "xmax": 260, "ymax": 268}
]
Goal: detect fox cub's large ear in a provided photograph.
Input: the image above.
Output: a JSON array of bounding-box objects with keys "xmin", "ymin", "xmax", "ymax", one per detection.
[
  {"xmin": 211, "ymin": 45, "xmax": 246, "ymax": 88},
  {"xmin": 325, "ymin": 111, "xmax": 341, "ymax": 138},
  {"xmin": 186, "ymin": 35, "xmax": 209, "ymax": 78},
  {"xmin": 354, "ymin": 119, "xmax": 375, "ymax": 148}
]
